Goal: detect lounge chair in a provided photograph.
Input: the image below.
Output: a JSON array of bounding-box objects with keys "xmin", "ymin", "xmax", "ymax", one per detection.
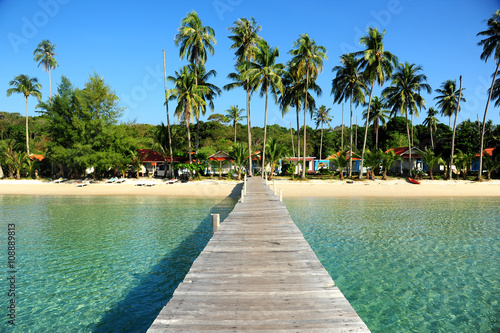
[
  {"xmin": 76, "ymin": 181, "xmax": 90, "ymax": 187},
  {"xmin": 135, "ymin": 181, "xmax": 145, "ymax": 186},
  {"xmin": 145, "ymin": 181, "xmax": 156, "ymax": 187},
  {"xmin": 106, "ymin": 178, "xmax": 116, "ymax": 183},
  {"xmin": 54, "ymin": 178, "xmax": 68, "ymax": 183},
  {"xmin": 115, "ymin": 178, "xmax": 127, "ymax": 184},
  {"xmin": 166, "ymin": 178, "xmax": 178, "ymax": 184}
]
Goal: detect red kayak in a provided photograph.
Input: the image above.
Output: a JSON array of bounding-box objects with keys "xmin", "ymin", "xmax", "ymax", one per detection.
[{"xmin": 408, "ymin": 178, "xmax": 420, "ymax": 184}]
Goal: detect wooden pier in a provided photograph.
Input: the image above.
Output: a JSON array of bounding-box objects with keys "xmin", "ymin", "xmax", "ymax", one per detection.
[{"xmin": 148, "ymin": 177, "xmax": 370, "ymax": 332}]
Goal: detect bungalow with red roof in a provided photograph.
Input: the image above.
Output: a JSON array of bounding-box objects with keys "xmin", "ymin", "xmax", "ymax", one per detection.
[
  {"xmin": 137, "ymin": 149, "xmax": 181, "ymax": 177},
  {"xmin": 386, "ymin": 147, "xmax": 423, "ymax": 175},
  {"xmin": 207, "ymin": 151, "xmax": 234, "ymax": 177},
  {"xmin": 471, "ymin": 147, "xmax": 496, "ymax": 174},
  {"xmin": 328, "ymin": 151, "xmax": 361, "ymax": 174},
  {"xmin": 283, "ymin": 157, "xmax": 316, "ymax": 175}
]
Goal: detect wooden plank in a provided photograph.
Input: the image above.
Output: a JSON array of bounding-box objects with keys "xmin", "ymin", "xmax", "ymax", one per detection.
[{"xmin": 147, "ymin": 177, "xmax": 370, "ymax": 332}]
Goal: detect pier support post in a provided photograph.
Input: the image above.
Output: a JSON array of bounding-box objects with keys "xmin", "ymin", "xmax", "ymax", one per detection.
[
  {"xmin": 211, "ymin": 214, "xmax": 220, "ymax": 233},
  {"xmin": 279, "ymin": 188, "xmax": 283, "ymax": 201}
]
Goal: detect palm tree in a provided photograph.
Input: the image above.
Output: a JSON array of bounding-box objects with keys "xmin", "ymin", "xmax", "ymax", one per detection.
[
  {"xmin": 418, "ymin": 148, "xmax": 443, "ymax": 180},
  {"xmin": 227, "ymin": 17, "xmax": 262, "ymax": 176},
  {"xmin": 4, "ymin": 148, "xmax": 27, "ymax": 180},
  {"xmin": 453, "ymin": 148, "xmax": 474, "ymax": 180},
  {"xmin": 483, "ymin": 153, "xmax": 500, "ymax": 180},
  {"xmin": 225, "ymin": 105, "xmax": 246, "ymax": 143},
  {"xmin": 313, "ymin": 105, "xmax": 332, "ymax": 160},
  {"xmin": 280, "ymin": 67, "xmax": 321, "ymax": 159},
  {"xmin": 434, "ymin": 78, "xmax": 466, "ymax": 179},
  {"xmin": 33, "ymin": 39, "xmax": 58, "ymax": 99},
  {"xmin": 330, "ymin": 151, "xmax": 348, "ymax": 180},
  {"xmin": 422, "ymin": 107, "xmax": 439, "ymax": 150},
  {"xmin": 6, "ymin": 74, "xmax": 42, "ymax": 155},
  {"xmin": 383, "ymin": 62, "xmax": 431, "ymax": 177},
  {"xmin": 364, "ymin": 149, "xmax": 383, "ymax": 180},
  {"xmin": 361, "ymin": 96, "xmax": 390, "ymax": 150},
  {"xmin": 163, "ymin": 49, "xmax": 174, "ymax": 178},
  {"xmin": 245, "ymin": 39, "xmax": 284, "ymax": 178},
  {"xmin": 230, "ymin": 142, "xmax": 248, "ymax": 180},
  {"xmin": 191, "ymin": 62, "xmax": 221, "ymax": 153},
  {"xmin": 356, "ymin": 28, "xmax": 398, "ymax": 179},
  {"xmin": 477, "ymin": 10, "xmax": 500, "ymax": 180},
  {"xmin": 265, "ymin": 138, "xmax": 288, "ymax": 180},
  {"xmin": 380, "ymin": 149, "xmax": 401, "ymax": 180},
  {"xmin": 168, "ymin": 66, "xmax": 208, "ymax": 179},
  {"xmin": 331, "ymin": 53, "xmax": 367, "ymax": 178},
  {"xmin": 289, "ymin": 34, "xmax": 328, "ymax": 179}
]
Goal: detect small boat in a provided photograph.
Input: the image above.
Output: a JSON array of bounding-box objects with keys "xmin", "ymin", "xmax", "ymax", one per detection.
[{"xmin": 408, "ymin": 178, "xmax": 420, "ymax": 184}]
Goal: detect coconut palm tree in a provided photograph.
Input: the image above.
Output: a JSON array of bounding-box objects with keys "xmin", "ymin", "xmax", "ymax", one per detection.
[
  {"xmin": 483, "ymin": 153, "xmax": 500, "ymax": 180},
  {"xmin": 245, "ymin": 39, "xmax": 284, "ymax": 178},
  {"xmin": 33, "ymin": 39, "xmax": 58, "ymax": 99},
  {"xmin": 191, "ymin": 62, "xmax": 221, "ymax": 153},
  {"xmin": 356, "ymin": 28, "xmax": 398, "ymax": 179},
  {"xmin": 364, "ymin": 149, "xmax": 383, "ymax": 180},
  {"xmin": 313, "ymin": 105, "xmax": 332, "ymax": 160},
  {"xmin": 230, "ymin": 142, "xmax": 248, "ymax": 180},
  {"xmin": 422, "ymin": 107, "xmax": 439, "ymax": 150},
  {"xmin": 168, "ymin": 66, "xmax": 208, "ymax": 179},
  {"xmin": 434, "ymin": 78, "xmax": 466, "ymax": 179},
  {"xmin": 361, "ymin": 96, "xmax": 390, "ymax": 150},
  {"xmin": 418, "ymin": 148, "xmax": 444, "ymax": 180},
  {"xmin": 280, "ymin": 67, "xmax": 321, "ymax": 159},
  {"xmin": 331, "ymin": 53, "xmax": 367, "ymax": 178},
  {"xmin": 6, "ymin": 74, "xmax": 42, "ymax": 155},
  {"xmin": 265, "ymin": 138, "xmax": 288, "ymax": 180},
  {"xmin": 477, "ymin": 10, "xmax": 500, "ymax": 179},
  {"xmin": 227, "ymin": 17, "xmax": 262, "ymax": 176},
  {"xmin": 225, "ymin": 105, "xmax": 246, "ymax": 143},
  {"xmin": 383, "ymin": 62, "xmax": 431, "ymax": 177},
  {"xmin": 289, "ymin": 34, "xmax": 328, "ymax": 179},
  {"xmin": 380, "ymin": 149, "xmax": 401, "ymax": 180},
  {"xmin": 330, "ymin": 151, "xmax": 348, "ymax": 180}
]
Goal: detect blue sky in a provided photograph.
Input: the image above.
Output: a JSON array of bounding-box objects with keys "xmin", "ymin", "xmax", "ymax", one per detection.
[{"xmin": 1, "ymin": 0, "xmax": 499, "ymax": 130}]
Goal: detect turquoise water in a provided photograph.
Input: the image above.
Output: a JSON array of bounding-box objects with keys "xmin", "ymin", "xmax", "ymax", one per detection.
[
  {"xmin": 286, "ymin": 197, "xmax": 500, "ymax": 333},
  {"xmin": 0, "ymin": 195, "xmax": 237, "ymax": 332}
]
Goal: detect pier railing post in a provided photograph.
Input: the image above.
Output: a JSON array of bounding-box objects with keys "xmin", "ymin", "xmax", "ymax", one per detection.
[
  {"xmin": 241, "ymin": 189, "xmax": 244, "ymax": 203},
  {"xmin": 273, "ymin": 179, "xmax": 276, "ymax": 195},
  {"xmin": 211, "ymin": 214, "xmax": 220, "ymax": 233},
  {"xmin": 244, "ymin": 175, "xmax": 247, "ymax": 195},
  {"xmin": 279, "ymin": 188, "xmax": 283, "ymax": 201}
]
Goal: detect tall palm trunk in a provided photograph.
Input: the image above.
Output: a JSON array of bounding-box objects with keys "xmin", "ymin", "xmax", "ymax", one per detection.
[
  {"xmin": 262, "ymin": 87, "xmax": 269, "ymax": 178},
  {"xmin": 430, "ymin": 123, "xmax": 434, "ymax": 150},
  {"xmin": 374, "ymin": 118, "xmax": 379, "ymax": 150},
  {"xmin": 246, "ymin": 85, "xmax": 252, "ymax": 176},
  {"xmin": 341, "ymin": 103, "xmax": 344, "ymax": 151},
  {"xmin": 296, "ymin": 105, "xmax": 301, "ymax": 159},
  {"xmin": 349, "ymin": 90, "xmax": 353, "ymax": 178},
  {"xmin": 25, "ymin": 97, "xmax": 30, "ymax": 155},
  {"xmin": 196, "ymin": 114, "xmax": 200, "ymax": 154},
  {"xmin": 233, "ymin": 120, "xmax": 237, "ymax": 143},
  {"xmin": 449, "ymin": 76, "xmax": 463, "ymax": 180},
  {"xmin": 301, "ymin": 68, "xmax": 309, "ymax": 179},
  {"xmin": 411, "ymin": 113, "xmax": 414, "ymax": 148},
  {"xmin": 186, "ymin": 104, "xmax": 193, "ymax": 180},
  {"xmin": 48, "ymin": 67, "xmax": 52, "ymax": 100},
  {"xmin": 319, "ymin": 126, "xmax": 323, "ymax": 160},
  {"xmin": 163, "ymin": 50, "xmax": 174, "ymax": 178},
  {"xmin": 478, "ymin": 61, "xmax": 499, "ymax": 179},
  {"xmin": 405, "ymin": 107, "xmax": 412, "ymax": 177},
  {"xmin": 359, "ymin": 82, "xmax": 374, "ymax": 179}
]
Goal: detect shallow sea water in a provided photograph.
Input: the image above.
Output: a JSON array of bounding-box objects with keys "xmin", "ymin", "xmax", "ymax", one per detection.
[
  {"xmin": 286, "ymin": 197, "xmax": 500, "ymax": 333},
  {"xmin": 0, "ymin": 195, "xmax": 237, "ymax": 332}
]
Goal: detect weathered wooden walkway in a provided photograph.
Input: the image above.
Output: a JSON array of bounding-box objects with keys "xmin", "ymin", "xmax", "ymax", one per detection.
[{"xmin": 148, "ymin": 177, "xmax": 370, "ymax": 332}]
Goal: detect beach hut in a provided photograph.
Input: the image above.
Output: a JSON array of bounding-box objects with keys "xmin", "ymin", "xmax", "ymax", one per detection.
[
  {"xmin": 137, "ymin": 149, "xmax": 178, "ymax": 178},
  {"xmin": 328, "ymin": 151, "xmax": 361, "ymax": 175},
  {"xmin": 386, "ymin": 147, "xmax": 423, "ymax": 175},
  {"xmin": 471, "ymin": 147, "xmax": 496, "ymax": 174},
  {"xmin": 208, "ymin": 151, "xmax": 234, "ymax": 178},
  {"xmin": 283, "ymin": 157, "xmax": 317, "ymax": 174}
]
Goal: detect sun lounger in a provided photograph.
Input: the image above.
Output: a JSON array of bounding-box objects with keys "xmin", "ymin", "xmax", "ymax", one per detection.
[
  {"xmin": 145, "ymin": 181, "xmax": 156, "ymax": 187},
  {"xmin": 115, "ymin": 178, "xmax": 127, "ymax": 184},
  {"xmin": 106, "ymin": 178, "xmax": 116, "ymax": 183},
  {"xmin": 76, "ymin": 181, "xmax": 89, "ymax": 187},
  {"xmin": 54, "ymin": 178, "xmax": 68, "ymax": 183},
  {"xmin": 166, "ymin": 178, "xmax": 178, "ymax": 184}
]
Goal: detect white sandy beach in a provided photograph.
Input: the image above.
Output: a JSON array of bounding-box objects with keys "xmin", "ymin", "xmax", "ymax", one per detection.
[{"xmin": 0, "ymin": 178, "xmax": 499, "ymax": 198}]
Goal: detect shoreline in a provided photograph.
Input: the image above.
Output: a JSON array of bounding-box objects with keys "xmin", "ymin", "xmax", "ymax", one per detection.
[{"xmin": 0, "ymin": 179, "xmax": 499, "ymax": 198}]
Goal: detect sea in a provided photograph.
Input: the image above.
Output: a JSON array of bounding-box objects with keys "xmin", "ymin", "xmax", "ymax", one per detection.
[{"xmin": 0, "ymin": 195, "xmax": 498, "ymax": 332}]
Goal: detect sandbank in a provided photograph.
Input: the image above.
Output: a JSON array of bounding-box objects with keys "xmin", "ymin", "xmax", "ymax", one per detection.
[{"xmin": 0, "ymin": 178, "xmax": 499, "ymax": 198}]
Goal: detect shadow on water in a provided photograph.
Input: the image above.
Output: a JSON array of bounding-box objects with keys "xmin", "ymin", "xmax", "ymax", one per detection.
[{"xmin": 92, "ymin": 183, "xmax": 242, "ymax": 333}]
